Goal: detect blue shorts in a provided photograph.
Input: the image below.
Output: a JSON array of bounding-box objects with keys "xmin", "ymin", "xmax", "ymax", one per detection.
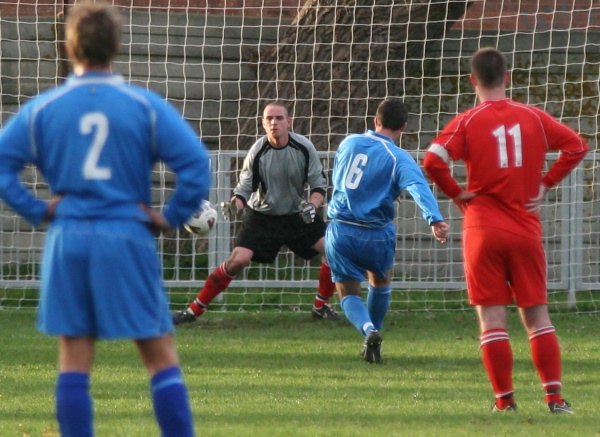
[
  {"xmin": 325, "ymin": 220, "xmax": 396, "ymax": 282},
  {"xmin": 37, "ymin": 219, "xmax": 173, "ymax": 340}
]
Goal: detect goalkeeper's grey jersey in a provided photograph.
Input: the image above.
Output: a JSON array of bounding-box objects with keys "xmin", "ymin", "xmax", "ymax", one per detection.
[{"xmin": 234, "ymin": 132, "xmax": 327, "ymax": 216}]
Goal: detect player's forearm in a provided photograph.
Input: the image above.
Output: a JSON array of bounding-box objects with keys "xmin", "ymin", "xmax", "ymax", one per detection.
[
  {"xmin": 542, "ymin": 149, "xmax": 588, "ymax": 189},
  {"xmin": 308, "ymin": 191, "xmax": 325, "ymax": 209},
  {"xmin": 405, "ymin": 182, "xmax": 445, "ymax": 225},
  {"xmin": 232, "ymin": 175, "xmax": 252, "ymax": 206},
  {"xmin": 0, "ymin": 172, "xmax": 48, "ymax": 226},
  {"xmin": 163, "ymin": 158, "xmax": 212, "ymax": 228},
  {"xmin": 423, "ymin": 152, "xmax": 463, "ymax": 199}
]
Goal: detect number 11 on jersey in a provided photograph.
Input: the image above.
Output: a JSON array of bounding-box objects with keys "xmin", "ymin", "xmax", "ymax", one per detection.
[{"xmin": 493, "ymin": 124, "xmax": 522, "ymax": 168}]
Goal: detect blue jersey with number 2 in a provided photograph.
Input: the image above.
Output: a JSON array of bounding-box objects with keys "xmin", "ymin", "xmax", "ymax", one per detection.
[
  {"xmin": 0, "ymin": 72, "xmax": 210, "ymax": 228},
  {"xmin": 0, "ymin": 72, "xmax": 211, "ymax": 339},
  {"xmin": 328, "ymin": 130, "xmax": 443, "ymax": 227}
]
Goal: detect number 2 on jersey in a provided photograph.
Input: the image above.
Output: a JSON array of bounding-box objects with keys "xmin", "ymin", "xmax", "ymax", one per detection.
[
  {"xmin": 81, "ymin": 112, "xmax": 111, "ymax": 180},
  {"xmin": 345, "ymin": 153, "xmax": 368, "ymax": 189},
  {"xmin": 493, "ymin": 124, "xmax": 522, "ymax": 168}
]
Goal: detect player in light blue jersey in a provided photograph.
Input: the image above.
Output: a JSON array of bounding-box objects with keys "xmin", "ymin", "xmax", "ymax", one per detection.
[
  {"xmin": 326, "ymin": 97, "xmax": 449, "ymax": 363},
  {"xmin": 0, "ymin": 4, "xmax": 208, "ymax": 436}
]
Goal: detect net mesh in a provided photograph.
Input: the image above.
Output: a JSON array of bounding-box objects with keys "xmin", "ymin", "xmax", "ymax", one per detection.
[{"xmin": 0, "ymin": 0, "xmax": 598, "ymax": 313}]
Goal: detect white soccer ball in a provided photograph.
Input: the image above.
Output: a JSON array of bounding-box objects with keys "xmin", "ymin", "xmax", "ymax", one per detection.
[{"xmin": 184, "ymin": 200, "xmax": 218, "ymax": 236}]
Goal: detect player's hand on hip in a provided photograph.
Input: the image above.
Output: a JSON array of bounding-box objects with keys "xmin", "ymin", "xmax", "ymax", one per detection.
[
  {"xmin": 44, "ymin": 195, "xmax": 63, "ymax": 222},
  {"xmin": 526, "ymin": 183, "xmax": 548, "ymax": 214},
  {"xmin": 221, "ymin": 196, "xmax": 239, "ymax": 221},
  {"xmin": 139, "ymin": 203, "xmax": 170, "ymax": 234},
  {"xmin": 300, "ymin": 202, "xmax": 317, "ymax": 224},
  {"xmin": 431, "ymin": 221, "xmax": 450, "ymax": 244},
  {"xmin": 452, "ymin": 190, "xmax": 476, "ymax": 214}
]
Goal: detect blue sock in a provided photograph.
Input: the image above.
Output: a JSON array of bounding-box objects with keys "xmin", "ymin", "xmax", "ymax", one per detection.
[
  {"xmin": 340, "ymin": 295, "xmax": 375, "ymax": 336},
  {"xmin": 367, "ymin": 285, "xmax": 391, "ymax": 331},
  {"xmin": 151, "ymin": 367, "xmax": 195, "ymax": 437},
  {"xmin": 56, "ymin": 372, "xmax": 93, "ymax": 437}
]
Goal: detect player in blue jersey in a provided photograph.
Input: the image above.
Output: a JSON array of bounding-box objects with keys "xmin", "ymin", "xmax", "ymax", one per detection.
[
  {"xmin": 326, "ymin": 97, "xmax": 449, "ymax": 363},
  {"xmin": 0, "ymin": 4, "xmax": 208, "ymax": 436}
]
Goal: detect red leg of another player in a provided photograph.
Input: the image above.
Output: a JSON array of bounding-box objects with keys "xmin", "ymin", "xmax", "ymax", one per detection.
[{"xmin": 189, "ymin": 263, "xmax": 234, "ymax": 316}]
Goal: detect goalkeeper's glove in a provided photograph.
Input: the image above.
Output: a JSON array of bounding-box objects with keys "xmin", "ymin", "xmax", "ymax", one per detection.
[
  {"xmin": 220, "ymin": 197, "xmax": 239, "ymax": 221},
  {"xmin": 300, "ymin": 203, "xmax": 317, "ymax": 224}
]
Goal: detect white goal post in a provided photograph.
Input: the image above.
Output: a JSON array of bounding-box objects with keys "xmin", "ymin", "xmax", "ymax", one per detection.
[{"xmin": 0, "ymin": 1, "xmax": 598, "ymax": 313}]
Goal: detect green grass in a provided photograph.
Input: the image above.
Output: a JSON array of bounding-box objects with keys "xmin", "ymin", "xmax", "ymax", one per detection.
[
  {"xmin": 169, "ymin": 288, "xmax": 600, "ymax": 314},
  {"xmin": 0, "ymin": 310, "xmax": 599, "ymax": 436}
]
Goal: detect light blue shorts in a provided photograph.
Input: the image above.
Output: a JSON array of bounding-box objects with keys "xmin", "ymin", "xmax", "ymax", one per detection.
[
  {"xmin": 325, "ymin": 220, "xmax": 396, "ymax": 282},
  {"xmin": 37, "ymin": 219, "xmax": 173, "ymax": 340}
]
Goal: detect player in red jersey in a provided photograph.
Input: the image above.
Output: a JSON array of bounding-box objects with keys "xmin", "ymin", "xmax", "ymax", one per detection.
[{"xmin": 423, "ymin": 47, "xmax": 589, "ymax": 414}]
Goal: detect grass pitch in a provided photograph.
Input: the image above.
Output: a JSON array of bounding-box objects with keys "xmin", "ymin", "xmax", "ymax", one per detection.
[{"xmin": 0, "ymin": 309, "xmax": 598, "ymax": 436}]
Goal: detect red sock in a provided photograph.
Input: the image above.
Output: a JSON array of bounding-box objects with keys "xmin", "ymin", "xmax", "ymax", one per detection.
[
  {"xmin": 529, "ymin": 326, "xmax": 563, "ymax": 403},
  {"xmin": 189, "ymin": 263, "xmax": 234, "ymax": 316},
  {"xmin": 314, "ymin": 260, "xmax": 335, "ymax": 308},
  {"xmin": 480, "ymin": 329, "xmax": 514, "ymax": 401}
]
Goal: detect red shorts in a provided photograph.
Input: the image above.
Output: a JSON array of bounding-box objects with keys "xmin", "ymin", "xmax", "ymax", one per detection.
[{"xmin": 463, "ymin": 227, "xmax": 547, "ymax": 307}]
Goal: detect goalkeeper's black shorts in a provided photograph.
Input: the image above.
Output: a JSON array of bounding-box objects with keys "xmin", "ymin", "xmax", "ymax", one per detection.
[{"xmin": 235, "ymin": 208, "xmax": 326, "ymax": 263}]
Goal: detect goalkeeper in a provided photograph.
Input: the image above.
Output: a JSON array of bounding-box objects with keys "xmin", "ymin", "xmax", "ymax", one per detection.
[{"xmin": 173, "ymin": 101, "xmax": 341, "ymax": 324}]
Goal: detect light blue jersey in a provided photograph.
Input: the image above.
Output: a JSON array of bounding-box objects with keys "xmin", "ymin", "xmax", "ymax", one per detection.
[
  {"xmin": 326, "ymin": 130, "xmax": 443, "ymax": 283},
  {"xmin": 328, "ymin": 130, "xmax": 443, "ymax": 228},
  {"xmin": 0, "ymin": 72, "xmax": 210, "ymax": 228},
  {"xmin": 0, "ymin": 72, "xmax": 211, "ymax": 339}
]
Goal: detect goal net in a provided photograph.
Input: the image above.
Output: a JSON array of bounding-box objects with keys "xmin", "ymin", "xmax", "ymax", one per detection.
[{"xmin": 0, "ymin": 0, "xmax": 598, "ymax": 314}]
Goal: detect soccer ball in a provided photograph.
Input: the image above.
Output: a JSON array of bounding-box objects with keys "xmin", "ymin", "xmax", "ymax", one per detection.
[{"xmin": 184, "ymin": 200, "xmax": 218, "ymax": 236}]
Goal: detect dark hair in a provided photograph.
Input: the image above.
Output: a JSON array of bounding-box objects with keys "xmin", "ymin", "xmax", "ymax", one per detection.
[
  {"xmin": 375, "ymin": 98, "xmax": 408, "ymax": 131},
  {"xmin": 66, "ymin": 2, "xmax": 123, "ymax": 68},
  {"xmin": 470, "ymin": 48, "xmax": 507, "ymax": 88}
]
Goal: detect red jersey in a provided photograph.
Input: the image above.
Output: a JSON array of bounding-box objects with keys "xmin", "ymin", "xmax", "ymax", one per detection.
[{"xmin": 424, "ymin": 98, "xmax": 588, "ymax": 239}]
